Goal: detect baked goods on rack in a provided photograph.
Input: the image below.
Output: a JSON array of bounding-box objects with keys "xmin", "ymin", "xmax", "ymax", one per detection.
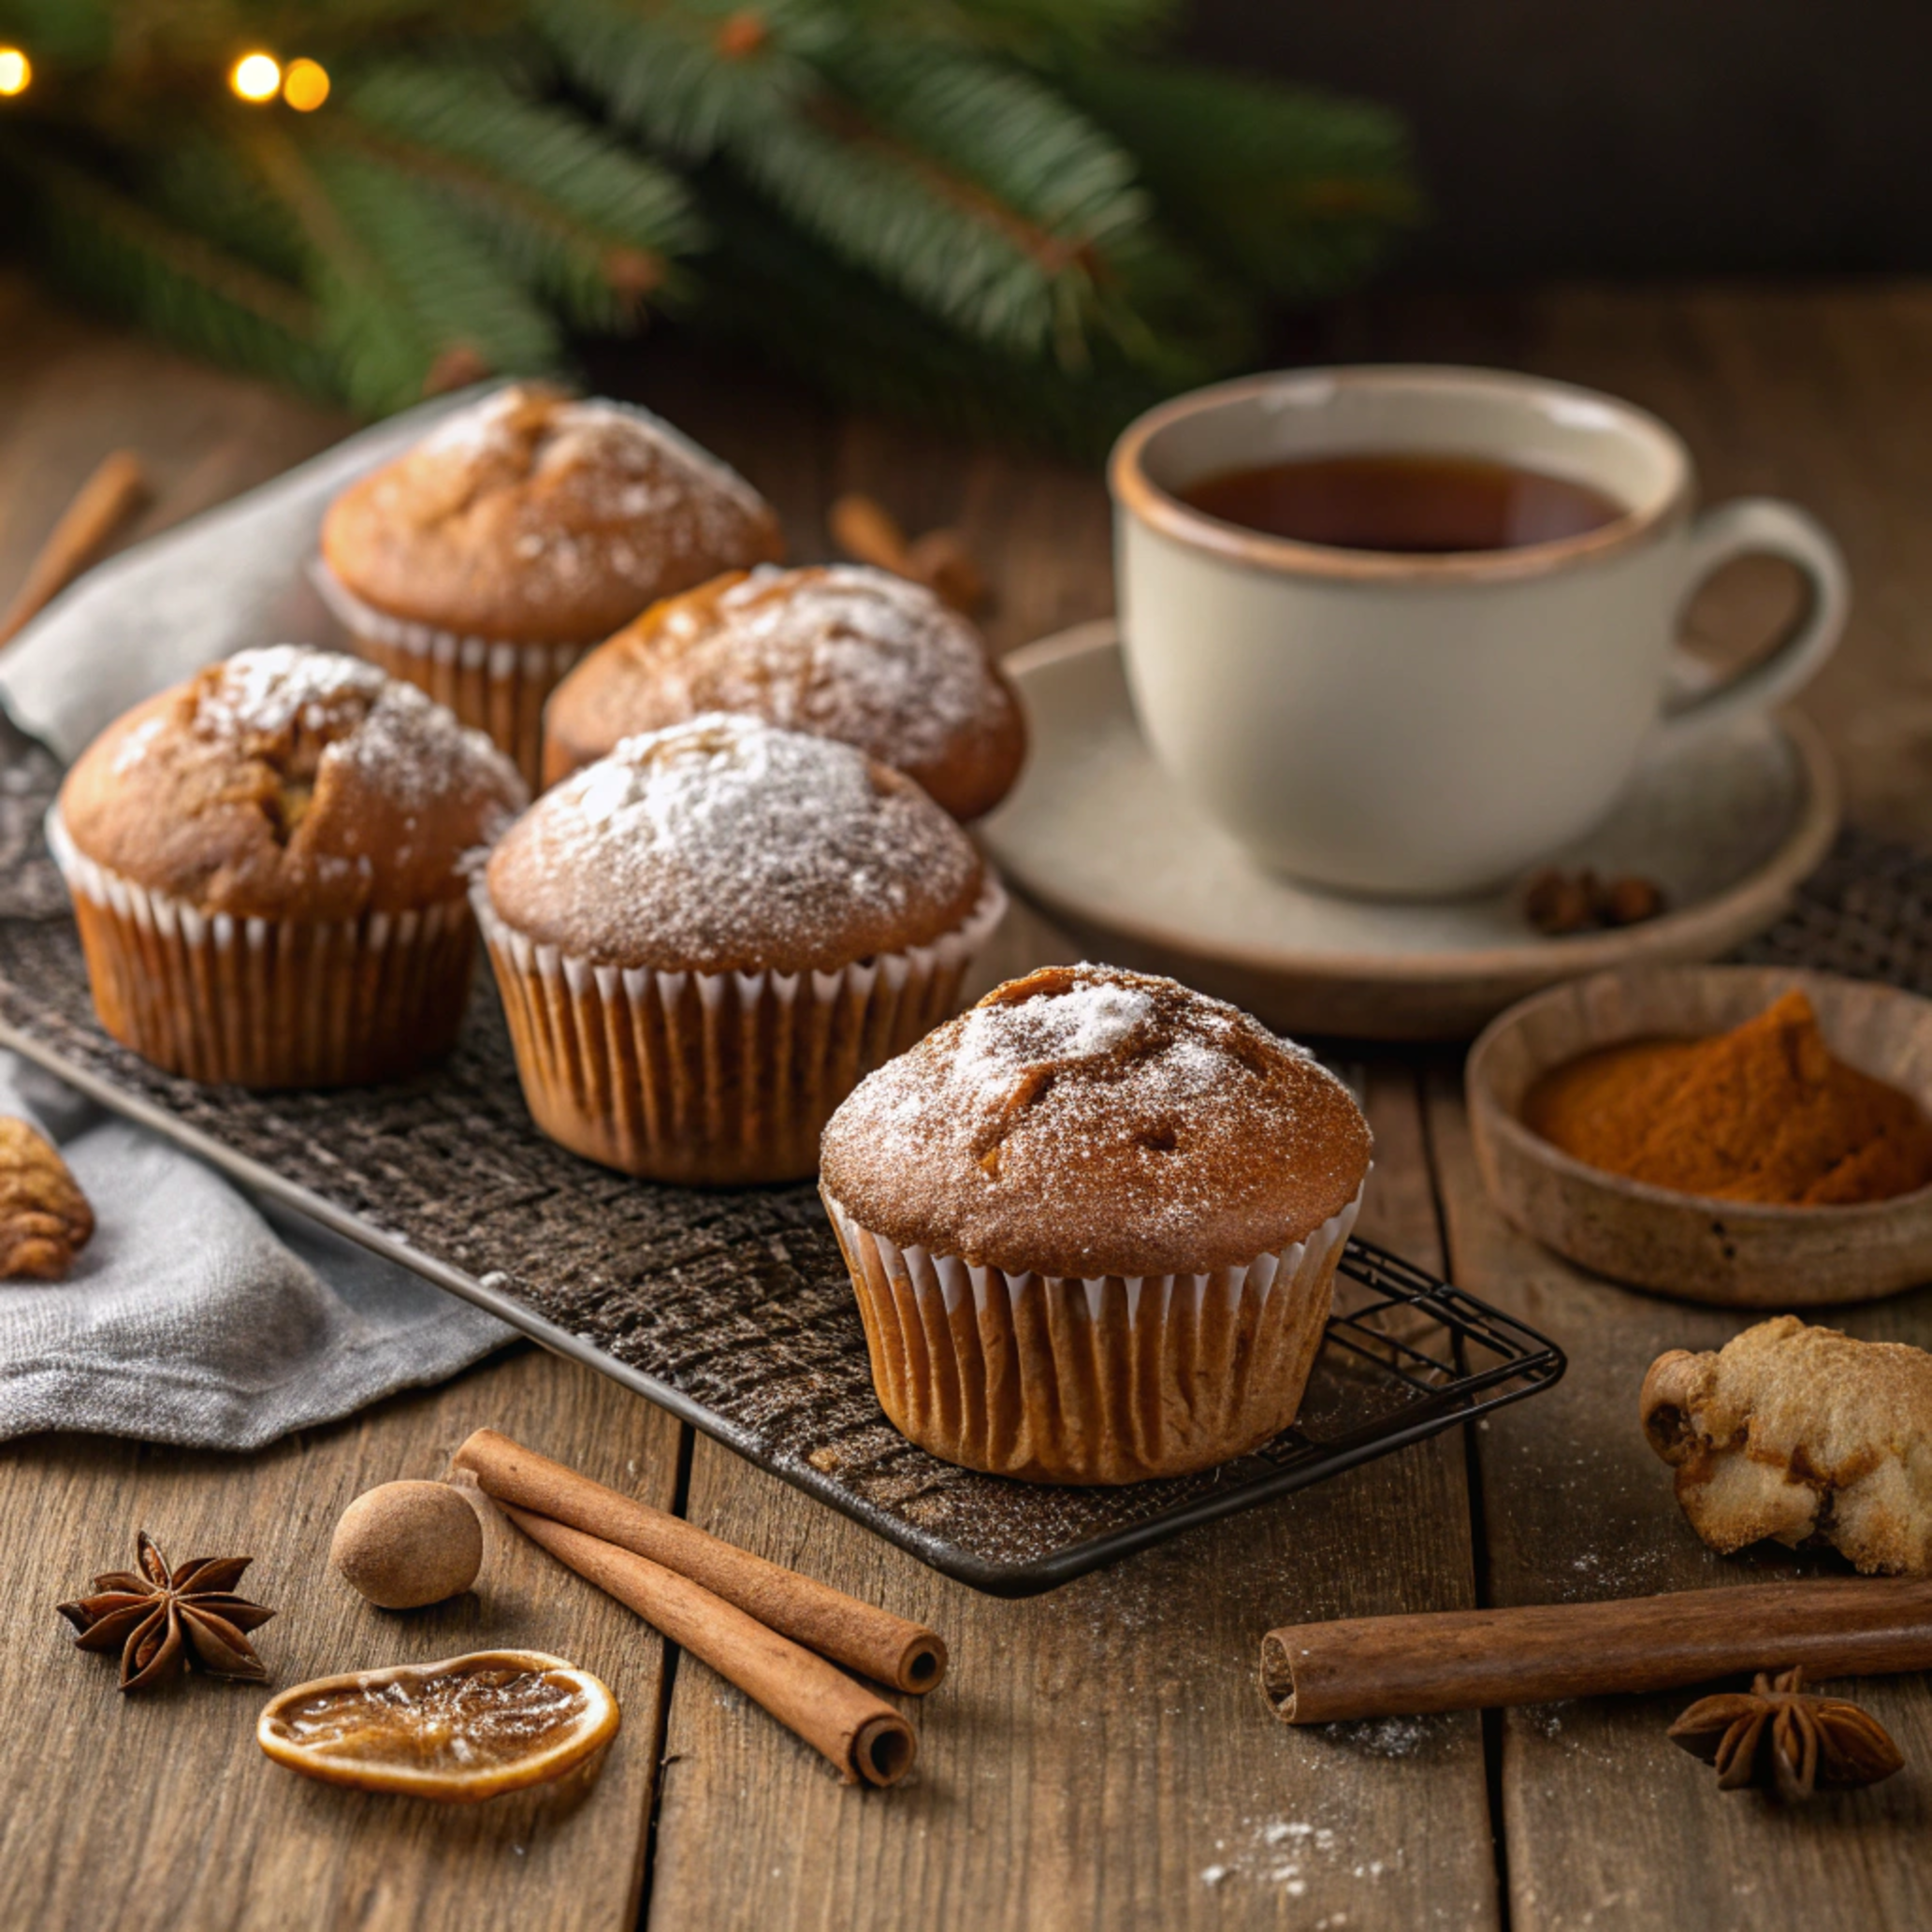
[
  {"xmin": 819, "ymin": 964, "xmax": 1372, "ymax": 1483},
  {"xmin": 51, "ymin": 645, "xmax": 525, "ymax": 1087},
  {"xmin": 540, "ymin": 563, "xmax": 1025, "ymax": 818},
  {"xmin": 1642, "ymin": 1315, "xmax": 1932, "ymax": 1576},
  {"xmin": 316, "ymin": 385, "xmax": 783, "ymax": 784},
  {"xmin": 477, "ymin": 712, "xmax": 1004, "ymax": 1184}
]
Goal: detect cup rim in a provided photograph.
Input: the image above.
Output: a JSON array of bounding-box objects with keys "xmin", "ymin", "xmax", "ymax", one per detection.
[{"xmin": 1109, "ymin": 364, "xmax": 1693, "ymax": 583}]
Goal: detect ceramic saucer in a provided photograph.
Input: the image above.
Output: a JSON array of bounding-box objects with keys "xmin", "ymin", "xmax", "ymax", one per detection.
[{"xmin": 977, "ymin": 622, "xmax": 1839, "ymax": 1039}]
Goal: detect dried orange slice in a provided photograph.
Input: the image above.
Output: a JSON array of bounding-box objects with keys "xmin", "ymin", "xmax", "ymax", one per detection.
[{"xmin": 257, "ymin": 1649, "xmax": 619, "ymax": 1802}]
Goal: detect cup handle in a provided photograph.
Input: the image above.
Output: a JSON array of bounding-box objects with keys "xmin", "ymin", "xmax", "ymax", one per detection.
[{"xmin": 1651, "ymin": 497, "xmax": 1849, "ymax": 751}]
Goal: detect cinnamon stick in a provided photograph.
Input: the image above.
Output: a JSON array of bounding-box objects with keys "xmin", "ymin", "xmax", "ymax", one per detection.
[
  {"xmin": 827, "ymin": 491, "xmax": 985, "ymax": 615},
  {"xmin": 502, "ymin": 1505, "xmax": 916, "ymax": 1787},
  {"xmin": 828, "ymin": 491, "xmax": 914, "ymax": 576},
  {"xmin": 0, "ymin": 450, "xmax": 151, "ymax": 645},
  {"xmin": 1262, "ymin": 1579, "xmax": 1932, "ymax": 1724},
  {"xmin": 452, "ymin": 1428, "xmax": 946, "ymax": 1693}
]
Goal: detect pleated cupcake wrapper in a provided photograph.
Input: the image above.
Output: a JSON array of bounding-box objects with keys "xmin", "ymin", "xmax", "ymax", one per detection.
[
  {"xmin": 821, "ymin": 1177, "xmax": 1366, "ymax": 1485},
  {"xmin": 310, "ymin": 559, "xmax": 595, "ymax": 787},
  {"xmin": 47, "ymin": 806, "xmax": 477, "ymax": 1088},
  {"xmin": 475, "ymin": 877, "xmax": 1009, "ymax": 1185}
]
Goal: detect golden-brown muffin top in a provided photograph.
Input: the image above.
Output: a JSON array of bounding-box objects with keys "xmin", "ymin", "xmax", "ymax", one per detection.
[
  {"xmin": 542, "ymin": 564, "xmax": 1026, "ymax": 818},
  {"xmin": 486, "ymin": 712, "xmax": 984, "ymax": 976},
  {"xmin": 58, "ymin": 646, "xmax": 527, "ymax": 920},
  {"xmin": 320, "ymin": 385, "xmax": 783, "ymax": 645},
  {"xmin": 821, "ymin": 964, "xmax": 1372, "ymax": 1278}
]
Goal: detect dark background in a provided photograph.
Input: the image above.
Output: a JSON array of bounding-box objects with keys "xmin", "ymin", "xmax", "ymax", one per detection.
[{"xmin": 1190, "ymin": 0, "xmax": 1931, "ymax": 274}]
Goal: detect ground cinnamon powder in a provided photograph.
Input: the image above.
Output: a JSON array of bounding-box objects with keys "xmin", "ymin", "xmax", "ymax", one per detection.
[{"xmin": 1525, "ymin": 989, "xmax": 1932, "ymax": 1205}]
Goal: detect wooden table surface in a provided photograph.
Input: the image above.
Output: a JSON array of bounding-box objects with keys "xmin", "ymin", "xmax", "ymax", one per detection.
[{"xmin": 4, "ymin": 274, "xmax": 1932, "ymax": 1932}]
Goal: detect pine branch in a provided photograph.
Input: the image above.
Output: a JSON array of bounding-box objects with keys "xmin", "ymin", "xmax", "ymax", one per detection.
[
  {"xmin": 335, "ymin": 59, "xmax": 702, "ymax": 330},
  {"xmin": 0, "ymin": 138, "xmax": 335, "ymax": 399},
  {"xmin": 0, "ymin": 1, "xmax": 1419, "ymax": 434},
  {"xmin": 681, "ymin": 174, "xmax": 1169, "ymax": 457},
  {"xmin": 531, "ymin": 0, "xmax": 815, "ymax": 161},
  {"xmin": 1062, "ymin": 57, "xmax": 1421, "ymax": 300},
  {"xmin": 243, "ymin": 125, "xmax": 564, "ymax": 412},
  {"xmin": 821, "ymin": 36, "xmax": 1146, "ymax": 251},
  {"xmin": 144, "ymin": 127, "xmax": 312, "ymax": 283}
]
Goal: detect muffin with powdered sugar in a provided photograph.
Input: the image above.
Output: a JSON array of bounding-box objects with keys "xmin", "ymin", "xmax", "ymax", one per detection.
[
  {"xmin": 541, "ymin": 563, "xmax": 1025, "ymax": 819},
  {"xmin": 53, "ymin": 645, "xmax": 525, "ymax": 1086},
  {"xmin": 819, "ymin": 964, "xmax": 1372, "ymax": 1483},
  {"xmin": 479, "ymin": 712, "xmax": 1005, "ymax": 1184},
  {"xmin": 317, "ymin": 385, "xmax": 782, "ymax": 785}
]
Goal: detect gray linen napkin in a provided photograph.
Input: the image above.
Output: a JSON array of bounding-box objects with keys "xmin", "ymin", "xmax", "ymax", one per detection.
[{"xmin": 0, "ymin": 389, "xmax": 517, "ymax": 1446}]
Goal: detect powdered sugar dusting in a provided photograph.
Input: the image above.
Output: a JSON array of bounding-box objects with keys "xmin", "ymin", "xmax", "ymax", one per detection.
[
  {"xmin": 194, "ymin": 645, "xmax": 523, "ymax": 812},
  {"xmin": 951, "ymin": 981, "xmax": 1155, "ymax": 1096},
  {"xmin": 649, "ymin": 565, "xmax": 1001, "ymax": 765},
  {"xmin": 821, "ymin": 963, "xmax": 1371, "ymax": 1278},
  {"xmin": 197, "ymin": 644, "xmax": 385, "ymax": 739},
  {"xmin": 109, "ymin": 715, "xmax": 165, "ymax": 775},
  {"xmin": 421, "ymin": 389, "xmax": 761, "ymax": 517},
  {"xmin": 492, "ymin": 713, "xmax": 980, "ymax": 970}
]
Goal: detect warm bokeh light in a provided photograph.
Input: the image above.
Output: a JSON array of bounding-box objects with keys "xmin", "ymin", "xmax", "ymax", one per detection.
[
  {"xmin": 229, "ymin": 52, "xmax": 282, "ymax": 103},
  {"xmin": 282, "ymin": 57, "xmax": 329, "ymax": 112},
  {"xmin": 0, "ymin": 48, "xmax": 30, "ymax": 96}
]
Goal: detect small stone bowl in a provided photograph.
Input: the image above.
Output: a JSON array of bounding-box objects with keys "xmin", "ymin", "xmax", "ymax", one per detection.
[{"xmin": 1466, "ymin": 965, "xmax": 1932, "ymax": 1306}]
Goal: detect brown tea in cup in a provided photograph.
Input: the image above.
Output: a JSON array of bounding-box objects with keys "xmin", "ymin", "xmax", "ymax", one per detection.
[{"xmin": 1178, "ymin": 452, "xmax": 1625, "ymax": 555}]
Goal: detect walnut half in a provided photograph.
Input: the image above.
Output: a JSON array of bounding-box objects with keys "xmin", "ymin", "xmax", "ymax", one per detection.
[
  {"xmin": 0, "ymin": 1117, "xmax": 94, "ymax": 1281},
  {"xmin": 1640, "ymin": 1315, "xmax": 1932, "ymax": 1576}
]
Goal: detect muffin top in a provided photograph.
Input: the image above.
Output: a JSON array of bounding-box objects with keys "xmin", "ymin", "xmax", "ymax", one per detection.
[
  {"xmin": 320, "ymin": 385, "xmax": 783, "ymax": 645},
  {"xmin": 485, "ymin": 713, "xmax": 985, "ymax": 976},
  {"xmin": 58, "ymin": 646, "xmax": 527, "ymax": 920},
  {"xmin": 542, "ymin": 564, "xmax": 1026, "ymax": 818},
  {"xmin": 821, "ymin": 964, "xmax": 1372, "ymax": 1278}
]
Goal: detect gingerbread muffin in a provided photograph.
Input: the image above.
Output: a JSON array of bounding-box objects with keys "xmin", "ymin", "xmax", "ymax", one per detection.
[
  {"xmin": 479, "ymin": 712, "xmax": 1005, "ymax": 1184},
  {"xmin": 819, "ymin": 965, "xmax": 1373, "ymax": 1484},
  {"xmin": 541, "ymin": 564, "xmax": 1025, "ymax": 818},
  {"xmin": 317, "ymin": 385, "xmax": 783, "ymax": 785},
  {"xmin": 52, "ymin": 646, "xmax": 526, "ymax": 1087}
]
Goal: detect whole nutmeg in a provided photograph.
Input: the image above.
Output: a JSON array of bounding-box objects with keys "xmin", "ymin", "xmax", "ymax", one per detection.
[{"xmin": 330, "ymin": 1480, "xmax": 483, "ymax": 1609}]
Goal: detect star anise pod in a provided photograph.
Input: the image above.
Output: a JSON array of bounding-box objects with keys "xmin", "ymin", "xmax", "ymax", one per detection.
[
  {"xmin": 1668, "ymin": 1665, "xmax": 1904, "ymax": 1801},
  {"xmin": 57, "ymin": 1532, "xmax": 274, "ymax": 1692}
]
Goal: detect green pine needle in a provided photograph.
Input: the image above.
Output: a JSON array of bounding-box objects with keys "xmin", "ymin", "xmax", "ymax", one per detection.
[
  {"xmin": 0, "ymin": 138, "xmax": 336, "ymax": 398},
  {"xmin": 1063, "ymin": 56, "xmax": 1422, "ymax": 301},
  {"xmin": 337, "ymin": 59, "xmax": 702, "ymax": 330},
  {"xmin": 245, "ymin": 126, "xmax": 564, "ymax": 412},
  {"xmin": 532, "ymin": 0, "xmax": 815, "ymax": 162}
]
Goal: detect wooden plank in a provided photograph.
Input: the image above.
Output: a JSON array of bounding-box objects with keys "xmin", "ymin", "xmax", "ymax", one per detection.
[
  {"xmin": 1427, "ymin": 1070, "xmax": 1932, "ymax": 1932},
  {"xmin": 0, "ymin": 273, "xmax": 345, "ymax": 607},
  {"xmin": 1415, "ymin": 282, "xmax": 1932, "ymax": 1930},
  {"xmin": 646, "ymin": 1065, "xmax": 1500, "ymax": 1932},
  {"xmin": 0, "ymin": 1344, "xmax": 685, "ymax": 1932}
]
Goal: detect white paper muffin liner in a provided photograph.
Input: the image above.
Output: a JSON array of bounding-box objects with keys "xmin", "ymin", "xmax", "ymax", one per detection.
[
  {"xmin": 474, "ymin": 876, "xmax": 1009, "ymax": 1184},
  {"xmin": 821, "ymin": 1175, "xmax": 1366, "ymax": 1484},
  {"xmin": 311, "ymin": 559, "xmax": 596, "ymax": 788},
  {"xmin": 47, "ymin": 806, "xmax": 478, "ymax": 1088}
]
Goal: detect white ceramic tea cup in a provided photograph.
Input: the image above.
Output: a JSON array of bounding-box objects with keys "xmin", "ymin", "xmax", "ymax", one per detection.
[{"xmin": 1110, "ymin": 365, "xmax": 1848, "ymax": 897}]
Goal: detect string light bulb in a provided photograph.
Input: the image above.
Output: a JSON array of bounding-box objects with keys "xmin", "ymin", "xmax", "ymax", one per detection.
[
  {"xmin": 0, "ymin": 48, "xmax": 31, "ymax": 96},
  {"xmin": 229, "ymin": 52, "xmax": 282, "ymax": 102},
  {"xmin": 282, "ymin": 57, "xmax": 329, "ymax": 111}
]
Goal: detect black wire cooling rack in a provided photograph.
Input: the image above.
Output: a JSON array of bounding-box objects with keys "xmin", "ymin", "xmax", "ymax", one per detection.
[{"xmin": 0, "ymin": 714, "xmax": 1564, "ymax": 1592}]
